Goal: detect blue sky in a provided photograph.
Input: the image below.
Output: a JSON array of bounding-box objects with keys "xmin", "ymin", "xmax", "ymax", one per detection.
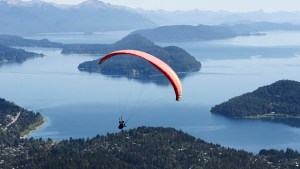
[{"xmin": 31, "ymin": 0, "xmax": 300, "ymax": 12}]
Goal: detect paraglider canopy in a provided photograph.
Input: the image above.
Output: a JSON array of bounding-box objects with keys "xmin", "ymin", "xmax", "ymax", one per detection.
[{"xmin": 99, "ymin": 50, "xmax": 182, "ymax": 101}]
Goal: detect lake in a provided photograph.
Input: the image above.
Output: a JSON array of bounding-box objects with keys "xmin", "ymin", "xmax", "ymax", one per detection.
[{"xmin": 1, "ymin": 31, "xmax": 300, "ymax": 153}]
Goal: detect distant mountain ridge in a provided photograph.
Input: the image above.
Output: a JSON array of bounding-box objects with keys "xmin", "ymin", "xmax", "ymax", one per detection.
[
  {"xmin": 0, "ymin": 0, "xmax": 156, "ymax": 35},
  {"xmin": 130, "ymin": 22, "xmax": 300, "ymax": 42},
  {"xmin": 137, "ymin": 9, "xmax": 300, "ymax": 25},
  {"xmin": 0, "ymin": 34, "xmax": 58, "ymax": 66},
  {"xmin": 222, "ymin": 21, "xmax": 300, "ymax": 35},
  {"xmin": 0, "ymin": 34, "xmax": 63, "ymax": 47},
  {"xmin": 130, "ymin": 24, "xmax": 237, "ymax": 42},
  {"xmin": 3, "ymin": 0, "xmax": 51, "ymax": 7},
  {"xmin": 2, "ymin": 0, "xmax": 300, "ymax": 36}
]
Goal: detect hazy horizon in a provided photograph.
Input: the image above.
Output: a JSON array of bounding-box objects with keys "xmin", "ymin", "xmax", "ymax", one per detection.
[{"xmin": 18, "ymin": 0, "xmax": 300, "ymax": 12}]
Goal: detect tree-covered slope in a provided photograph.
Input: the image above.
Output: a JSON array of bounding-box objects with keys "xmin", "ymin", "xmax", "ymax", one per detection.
[
  {"xmin": 130, "ymin": 22, "xmax": 300, "ymax": 42},
  {"xmin": 210, "ymin": 80, "xmax": 300, "ymax": 126},
  {"xmin": 0, "ymin": 34, "xmax": 63, "ymax": 48},
  {"xmin": 0, "ymin": 98, "xmax": 44, "ymax": 138},
  {"xmin": 0, "ymin": 44, "xmax": 44, "ymax": 65},
  {"xmin": 2, "ymin": 104, "xmax": 300, "ymax": 169},
  {"xmin": 130, "ymin": 24, "xmax": 237, "ymax": 42},
  {"xmin": 4, "ymin": 126, "xmax": 299, "ymax": 169}
]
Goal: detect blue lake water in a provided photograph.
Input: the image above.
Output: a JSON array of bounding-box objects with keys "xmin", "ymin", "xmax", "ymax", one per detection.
[{"xmin": 1, "ymin": 31, "xmax": 300, "ymax": 153}]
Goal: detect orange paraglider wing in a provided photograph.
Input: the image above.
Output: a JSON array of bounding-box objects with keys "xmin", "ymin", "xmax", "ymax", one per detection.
[{"xmin": 99, "ymin": 50, "xmax": 182, "ymax": 101}]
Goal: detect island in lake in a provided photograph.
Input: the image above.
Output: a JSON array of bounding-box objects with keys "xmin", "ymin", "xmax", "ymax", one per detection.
[
  {"xmin": 75, "ymin": 34, "xmax": 201, "ymax": 83},
  {"xmin": 1, "ymin": 33, "xmax": 200, "ymax": 84},
  {"xmin": 211, "ymin": 80, "xmax": 300, "ymax": 127}
]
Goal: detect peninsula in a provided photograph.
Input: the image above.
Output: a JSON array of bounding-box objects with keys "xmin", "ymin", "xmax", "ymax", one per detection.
[
  {"xmin": 211, "ymin": 80, "xmax": 300, "ymax": 127},
  {"xmin": 130, "ymin": 22, "xmax": 300, "ymax": 42},
  {"xmin": 0, "ymin": 44, "xmax": 44, "ymax": 66},
  {"xmin": 0, "ymin": 97, "xmax": 44, "ymax": 137},
  {"xmin": 0, "ymin": 34, "xmax": 63, "ymax": 48}
]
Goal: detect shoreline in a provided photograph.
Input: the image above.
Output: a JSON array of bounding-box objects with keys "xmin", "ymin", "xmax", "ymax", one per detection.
[
  {"xmin": 220, "ymin": 113, "xmax": 300, "ymax": 128},
  {"xmin": 20, "ymin": 115, "xmax": 48, "ymax": 139}
]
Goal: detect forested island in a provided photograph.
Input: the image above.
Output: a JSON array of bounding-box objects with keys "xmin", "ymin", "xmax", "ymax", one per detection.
[
  {"xmin": 0, "ymin": 44, "xmax": 44, "ymax": 66},
  {"xmin": 76, "ymin": 34, "xmax": 201, "ymax": 81},
  {"xmin": 0, "ymin": 34, "xmax": 201, "ymax": 81},
  {"xmin": 211, "ymin": 80, "xmax": 300, "ymax": 127},
  {"xmin": 0, "ymin": 33, "xmax": 200, "ymax": 84}
]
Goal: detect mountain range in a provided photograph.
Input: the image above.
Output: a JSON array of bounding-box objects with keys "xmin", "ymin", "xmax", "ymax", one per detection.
[
  {"xmin": 137, "ymin": 9, "xmax": 300, "ymax": 25},
  {"xmin": 0, "ymin": 0, "xmax": 156, "ymax": 35},
  {"xmin": 1, "ymin": 0, "xmax": 300, "ymax": 35}
]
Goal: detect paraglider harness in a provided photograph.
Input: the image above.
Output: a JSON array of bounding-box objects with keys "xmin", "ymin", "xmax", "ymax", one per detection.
[{"xmin": 118, "ymin": 116, "xmax": 127, "ymax": 130}]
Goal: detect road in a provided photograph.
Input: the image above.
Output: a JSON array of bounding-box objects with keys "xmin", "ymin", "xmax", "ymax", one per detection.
[{"xmin": 3, "ymin": 112, "xmax": 21, "ymax": 131}]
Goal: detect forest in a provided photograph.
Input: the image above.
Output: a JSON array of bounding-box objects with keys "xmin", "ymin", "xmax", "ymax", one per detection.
[
  {"xmin": 211, "ymin": 80, "xmax": 300, "ymax": 117},
  {"xmin": 0, "ymin": 44, "xmax": 43, "ymax": 65},
  {"xmin": 210, "ymin": 80, "xmax": 300, "ymax": 127},
  {"xmin": 1, "ymin": 98, "xmax": 300, "ymax": 169},
  {"xmin": 1, "ymin": 97, "xmax": 300, "ymax": 168},
  {"xmin": 1, "ymin": 126, "xmax": 300, "ymax": 168},
  {"xmin": 0, "ymin": 98, "xmax": 44, "ymax": 138}
]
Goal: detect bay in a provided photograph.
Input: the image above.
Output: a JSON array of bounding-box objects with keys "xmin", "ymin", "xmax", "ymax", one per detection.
[{"xmin": 1, "ymin": 31, "xmax": 300, "ymax": 153}]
